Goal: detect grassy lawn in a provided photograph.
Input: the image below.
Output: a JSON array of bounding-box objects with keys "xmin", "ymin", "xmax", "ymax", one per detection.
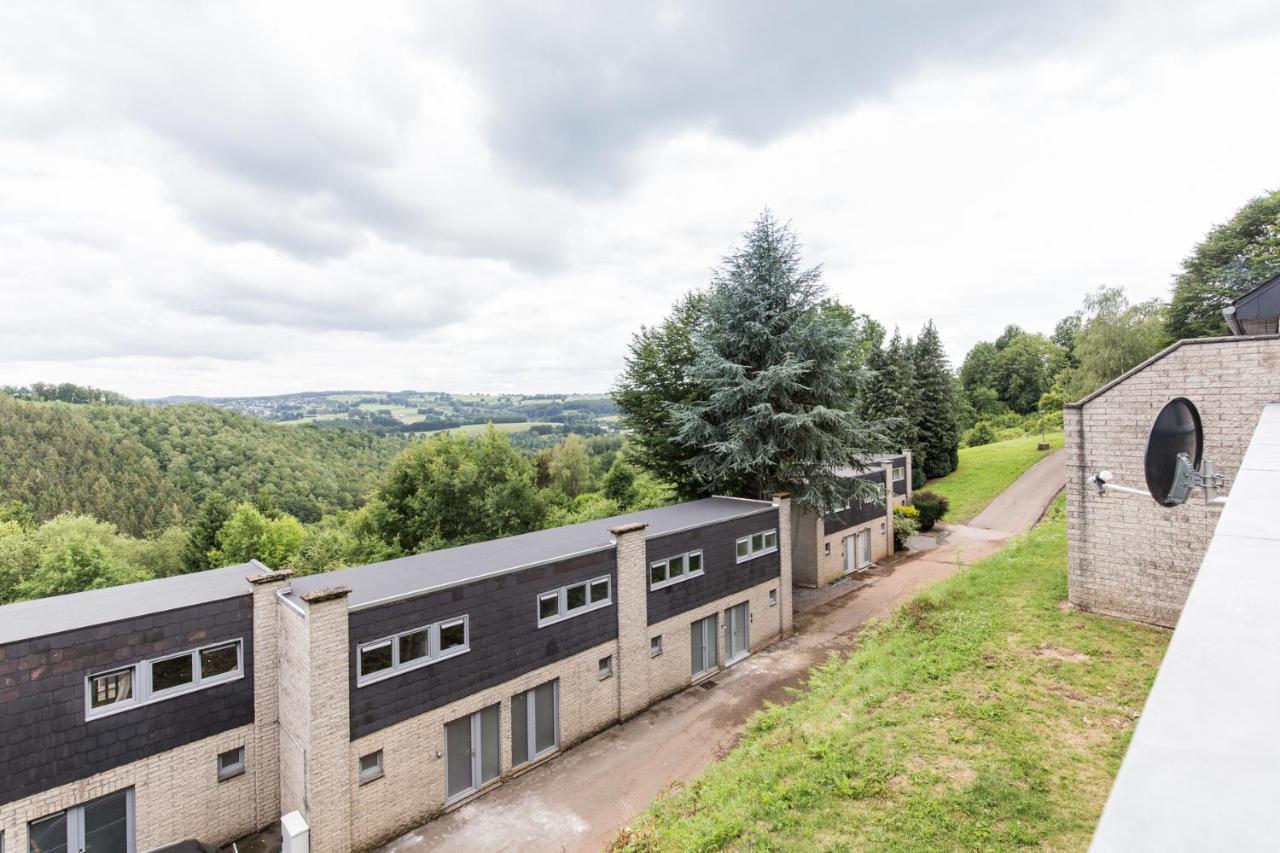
[
  {"xmin": 925, "ymin": 433, "xmax": 1065, "ymax": 523},
  {"xmin": 614, "ymin": 498, "xmax": 1168, "ymax": 852}
]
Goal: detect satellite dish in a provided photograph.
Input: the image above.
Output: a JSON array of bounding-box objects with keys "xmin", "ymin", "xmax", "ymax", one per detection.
[{"xmin": 1144, "ymin": 397, "xmax": 1203, "ymax": 506}]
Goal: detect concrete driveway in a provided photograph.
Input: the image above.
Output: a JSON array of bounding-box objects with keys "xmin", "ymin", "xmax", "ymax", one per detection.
[{"xmin": 380, "ymin": 454, "xmax": 1066, "ymax": 853}]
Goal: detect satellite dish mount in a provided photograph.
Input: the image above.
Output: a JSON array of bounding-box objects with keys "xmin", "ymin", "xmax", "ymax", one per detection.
[{"xmin": 1090, "ymin": 397, "xmax": 1227, "ymax": 508}]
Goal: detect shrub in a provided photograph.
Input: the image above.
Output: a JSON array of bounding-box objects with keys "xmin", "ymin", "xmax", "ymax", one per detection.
[
  {"xmin": 892, "ymin": 505, "xmax": 920, "ymax": 550},
  {"xmin": 910, "ymin": 490, "xmax": 950, "ymax": 531},
  {"xmin": 963, "ymin": 421, "xmax": 997, "ymax": 447}
]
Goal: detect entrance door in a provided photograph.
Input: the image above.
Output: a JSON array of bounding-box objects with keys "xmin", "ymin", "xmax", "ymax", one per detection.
[
  {"xmin": 858, "ymin": 530, "xmax": 872, "ymax": 568},
  {"xmin": 28, "ymin": 789, "xmax": 133, "ymax": 853},
  {"xmin": 444, "ymin": 703, "xmax": 500, "ymax": 802},
  {"xmin": 725, "ymin": 602, "xmax": 749, "ymax": 663},
  {"xmin": 691, "ymin": 613, "xmax": 718, "ymax": 677},
  {"xmin": 842, "ymin": 533, "xmax": 857, "ymax": 574}
]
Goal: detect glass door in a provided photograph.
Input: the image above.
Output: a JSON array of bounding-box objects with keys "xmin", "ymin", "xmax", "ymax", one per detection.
[
  {"xmin": 725, "ymin": 602, "xmax": 749, "ymax": 663},
  {"xmin": 691, "ymin": 613, "xmax": 718, "ymax": 677},
  {"xmin": 842, "ymin": 534, "xmax": 856, "ymax": 574},
  {"xmin": 28, "ymin": 789, "xmax": 133, "ymax": 853},
  {"xmin": 858, "ymin": 530, "xmax": 872, "ymax": 568},
  {"xmin": 445, "ymin": 704, "xmax": 500, "ymax": 802}
]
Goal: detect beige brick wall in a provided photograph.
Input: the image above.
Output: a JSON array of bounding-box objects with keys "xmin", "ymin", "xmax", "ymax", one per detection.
[
  {"xmin": 300, "ymin": 590, "xmax": 354, "ymax": 853},
  {"xmin": 643, "ymin": 579, "xmax": 781, "ymax": 700},
  {"xmin": 248, "ymin": 572, "xmax": 290, "ymax": 824},
  {"xmin": 1066, "ymin": 336, "xmax": 1280, "ymax": 626},
  {"xmin": 773, "ymin": 494, "xmax": 793, "ymax": 635},
  {"xmin": 276, "ymin": 596, "xmax": 310, "ymax": 820},
  {"xmin": 613, "ymin": 522, "xmax": 651, "ymax": 720},
  {"xmin": 790, "ymin": 504, "xmax": 820, "ymax": 587},
  {"xmin": 345, "ymin": 640, "xmax": 622, "ymax": 850},
  {"xmin": 0, "ymin": 724, "xmax": 261, "ymax": 851}
]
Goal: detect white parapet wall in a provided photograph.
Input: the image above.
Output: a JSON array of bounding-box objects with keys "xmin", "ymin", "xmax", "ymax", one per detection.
[{"xmin": 1090, "ymin": 403, "xmax": 1280, "ymax": 850}]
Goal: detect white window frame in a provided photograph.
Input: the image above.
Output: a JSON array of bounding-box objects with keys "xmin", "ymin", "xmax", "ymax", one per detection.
[
  {"xmin": 768, "ymin": 588, "xmax": 778, "ymax": 607},
  {"xmin": 649, "ymin": 549, "xmax": 704, "ymax": 590},
  {"xmin": 536, "ymin": 575, "xmax": 612, "ymax": 627},
  {"xmin": 217, "ymin": 746, "xmax": 246, "ymax": 782},
  {"xmin": 598, "ymin": 655, "xmax": 613, "ymax": 680},
  {"xmin": 651, "ymin": 635, "xmax": 663, "ymax": 657},
  {"xmin": 735, "ymin": 529, "xmax": 778, "ymax": 563},
  {"xmin": 356, "ymin": 615, "xmax": 471, "ymax": 687},
  {"xmin": 358, "ymin": 750, "xmax": 384, "ymax": 785},
  {"xmin": 84, "ymin": 639, "xmax": 244, "ymax": 721},
  {"xmin": 893, "ymin": 466, "xmax": 906, "ymax": 483},
  {"xmin": 29, "ymin": 789, "xmax": 136, "ymax": 853}
]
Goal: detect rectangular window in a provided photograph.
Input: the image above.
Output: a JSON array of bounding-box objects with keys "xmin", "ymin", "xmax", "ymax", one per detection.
[
  {"xmin": 356, "ymin": 616, "xmax": 470, "ymax": 686},
  {"xmin": 649, "ymin": 549, "xmax": 704, "ymax": 590},
  {"xmin": 598, "ymin": 655, "xmax": 613, "ymax": 679},
  {"xmin": 358, "ymin": 750, "xmax": 384, "ymax": 785},
  {"xmin": 537, "ymin": 576, "xmax": 612, "ymax": 627},
  {"xmin": 769, "ymin": 588, "xmax": 778, "ymax": 607},
  {"xmin": 85, "ymin": 639, "xmax": 244, "ymax": 721},
  {"xmin": 512, "ymin": 680, "xmax": 559, "ymax": 767},
  {"xmin": 217, "ymin": 746, "xmax": 245, "ymax": 782},
  {"xmin": 735, "ymin": 529, "xmax": 779, "ymax": 563},
  {"xmin": 29, "ymin": 789, "xmax": 134, "ymax": 853},
  {"xmin": 650, "ymin": 635, "xmax": 663, "ymax": 657},
  {"xmin": 893, "ymin": 466, "xmax": 906, "ymax": 483}
]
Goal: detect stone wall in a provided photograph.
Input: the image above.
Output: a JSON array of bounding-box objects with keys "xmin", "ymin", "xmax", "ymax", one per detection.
[{"xmin": 1066, "ymin": 335, "xmax": 1280, "ymax": 626}]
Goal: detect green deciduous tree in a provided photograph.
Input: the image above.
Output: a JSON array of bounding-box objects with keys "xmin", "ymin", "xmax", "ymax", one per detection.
[
  {"xmin": 547, "ymin": 433, "xmax": 596, "ymax": 498},
  {"xmin": 1056, "ymin": 286, "xmax": 1170, "ymax": 401},
  {"xmin": 374, "ymin": 426, "xmax": 546, "ymax": 553},
  {"xmin": 6, "ymin": 515, "xmax": 149, "ymax": 603},
  {"xmin": 669, "ymin": 211, "xmax": 890, "ymax": 509},
  {"xmin": 1168, "ymin": 189, "xmax": 1280, "ymax": 339}
]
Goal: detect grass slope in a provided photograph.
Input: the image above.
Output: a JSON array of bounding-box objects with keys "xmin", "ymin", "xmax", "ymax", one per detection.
[
  {"xmin": 616, "ymin": 499, "xmax": 1168, "ymax": 852},
  {"xmin": 926, "ymin": 433, "xmax": 1065, "ymax": 523}
]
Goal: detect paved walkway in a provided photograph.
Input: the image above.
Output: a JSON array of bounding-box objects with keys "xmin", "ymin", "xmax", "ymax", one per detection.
[{"xmin": 381, "ymin": 455, "xmax": 1066, "ymax": 853}]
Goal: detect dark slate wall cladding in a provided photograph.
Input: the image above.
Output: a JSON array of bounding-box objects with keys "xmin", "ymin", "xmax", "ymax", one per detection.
[
  {"xmin": 892, "ymin": 455, "xmax": 909, "ymax": 496},
  {"xmin": 824, "ymin": 470, "xmax": 888, "ymax": 536},
  {"xmin": 0, "ymin": 596, "xmax": 253, "ymax": 806},
  {"xmin": 349, "ymin": 549, "xmax": 617, "ymax": 739},
  {"xmin": 645, "ymin": 508, "xmax": 780, "ymax": 626}
]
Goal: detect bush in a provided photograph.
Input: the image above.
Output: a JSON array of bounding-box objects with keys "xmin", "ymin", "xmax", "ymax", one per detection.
[
  {"xmin": 910, "ymin": 490, "xmax": 950, "ymax": 531},
  {"xmin": 892, "ymin": 505, "xmax": 920, "ymax": 550},
  {"xmin": 964, "ymin": 421, "xmax": 997, "ymax": 447}
]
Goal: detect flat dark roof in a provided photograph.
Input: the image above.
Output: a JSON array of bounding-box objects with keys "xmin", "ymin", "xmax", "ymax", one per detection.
[
  {"xmin": 286, "ymin": 497, "xmax": 775, "ymax": 610},
  {"xmin": 0, "ymin": 561, "xmax": 265, "ymax": 645}
]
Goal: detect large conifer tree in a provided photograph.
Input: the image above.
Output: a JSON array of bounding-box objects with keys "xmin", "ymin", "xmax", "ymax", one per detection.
[
  {"xmin": 861, "ymin": 329, "xmax": 921, "ymax": 467},
  {"xmin": 667, "ymin": 211, "xmax": 889, "ymax": 509},
  {"xmin": 913, "ymin": 320, "xmax": 960, "ymax": 479}
]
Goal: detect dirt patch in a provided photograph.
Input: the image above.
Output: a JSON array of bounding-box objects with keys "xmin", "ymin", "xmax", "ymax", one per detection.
[
  {"xmin": 1035, "ymin": 645, "xmax": 1090, "ymax": 662},
  {"xmin": 1043, "ymin": 681, "xmax": 1089, "ymax": 702},
  {"xmin": 1056, "ymin": 600, "xmax": 1074, "ymax": 613}
]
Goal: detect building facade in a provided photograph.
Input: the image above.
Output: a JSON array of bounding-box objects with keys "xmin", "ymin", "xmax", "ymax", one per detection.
[
  {"xmin": 1065, "ymin": 335, "xmax": 1280, "ymax": 627},
  {"xmin": 790, "ymin": 453, "xmax": 911, "ymax": 588},
  {"xmin": 0, "ymin": 495, "xmax": 793, "ymax": 852}
]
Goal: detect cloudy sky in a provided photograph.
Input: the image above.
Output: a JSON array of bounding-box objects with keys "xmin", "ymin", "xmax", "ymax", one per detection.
[{"xmin": 2, "ymin": 1, "xmax": 1278, "ymax": 398}]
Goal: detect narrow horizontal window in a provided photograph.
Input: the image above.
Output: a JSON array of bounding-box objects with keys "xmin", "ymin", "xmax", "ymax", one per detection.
[
  {"xmin": 356, "ymin": 615, "xmax": 470, "ymax": 686},
  {"xmin": 649, "ymin": 550, "xmax": 704, "ymax": 590},
  {"xmin": 217, "ymin": 746, "xmax": 246, "ymax": 782},
  {"xmin": 736, "ymin": 529, "xmax": 779, "ymax": 563},
  {"xmin": 537, "ymin": 576, "xmax": 611, "ymax": 627},
  {"xmin": 85, "ymin": 639, "xmax": 244, "ymax": 721}
]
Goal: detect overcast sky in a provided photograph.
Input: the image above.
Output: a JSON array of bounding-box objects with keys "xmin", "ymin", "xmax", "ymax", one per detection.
[{"xmin": 2, "ymin": 1, "xmax": 1278, "ymax": 398}]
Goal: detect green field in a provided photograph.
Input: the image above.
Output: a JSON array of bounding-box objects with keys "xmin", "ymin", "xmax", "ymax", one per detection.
[
  {"xmin": 615, "ymin": 498, "xmax": 1168, "ymax": 852},
  {"xmin": 924, "ymin": 433, "xmax": 1065, "ymax": 523},
  {"xmin": 422, "ymin": 421, "xmax": 554, "ymax": 437}
]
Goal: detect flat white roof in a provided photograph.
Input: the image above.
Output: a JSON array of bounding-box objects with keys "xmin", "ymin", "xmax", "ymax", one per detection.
[{"xmin": 1091, "ymin": 403, "xmax": 1280, "ymax": 850}]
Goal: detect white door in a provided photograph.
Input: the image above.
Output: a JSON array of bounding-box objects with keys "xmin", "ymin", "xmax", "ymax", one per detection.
[
  {"xmin": 445, "ymin": 704, "xmax": 500, "ymax": 802},
  {"xmin": 691, "ymin": 613, "xmax": 718, "ymax": 677},
  {"xmin": 725, "ymin": 602, "xmax": 749, "ymax": 663},
  {"xmin": 842, "ymin": 534, "xmax": 856, "ymax": 574},
  {"xmin": 858, "ymin": 530, "xmax": 872, "ymax": 568}
]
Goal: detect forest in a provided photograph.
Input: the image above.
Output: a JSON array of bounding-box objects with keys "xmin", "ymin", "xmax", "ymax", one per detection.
[{"xmin": 2, "ymin": 189, "xmax": 1276, "ymax": 606}]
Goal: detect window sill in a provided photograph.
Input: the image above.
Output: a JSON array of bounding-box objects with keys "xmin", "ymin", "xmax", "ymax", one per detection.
[
  {"xmin": 217, "ymin": 767, "xmax": 246, "ymax": 783},
  {"xmin": 537, "ymin": 598, "xmax": 612, "ymax": 629},
  {"xmin": 358, "ymin": 769, "xmax": 384, "ymax": 786},
  {"xmin": 735, "ymin": 547, "xmax": 778, "ymax": 565},
  {"xmin": 598, "ymin": 671, "xmax": 613, "ymax": 681},
  {"xmin": 649, "ymin": 570, "xmax": 704, "ymax": 592}
]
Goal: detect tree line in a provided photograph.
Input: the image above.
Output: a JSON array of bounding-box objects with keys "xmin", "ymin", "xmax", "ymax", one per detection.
[{"xmin": 956, "ymin": 187, "xmax": 1280, "ymax": 446}]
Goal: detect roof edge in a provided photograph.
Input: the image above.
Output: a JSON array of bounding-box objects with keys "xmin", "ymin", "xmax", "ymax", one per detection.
[{"xmin": 1066, "ymin": 334, "xmax": 1280, "ymax": 408}]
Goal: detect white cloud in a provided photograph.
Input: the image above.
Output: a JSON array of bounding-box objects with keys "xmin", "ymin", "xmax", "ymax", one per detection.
[{"xmin": 0, "ymin": 0, "xmax": 1278, "ymax": 397}]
